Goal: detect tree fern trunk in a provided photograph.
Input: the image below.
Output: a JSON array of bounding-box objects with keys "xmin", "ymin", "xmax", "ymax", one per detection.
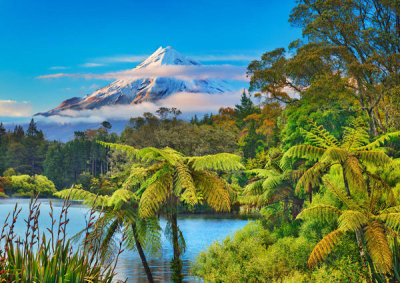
[
  {"xmin": 342, "ymin": 166, "xmax": 372, "ymax": 282},
  {"xmin": 131, "ymin": 222, "xmax": 154, "ymax": 283},
  {"xmin": 170, "ymin": 195, "xmax": 183, "ymax": 283}
]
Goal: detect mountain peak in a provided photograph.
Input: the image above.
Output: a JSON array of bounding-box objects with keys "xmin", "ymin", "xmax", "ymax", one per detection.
[
  {"xmin": 36, "ymin": 47, "xmax": 230, "ymax": 117},
  {"xmin": 136, "ymin": 46, "xmax": 200, "ymax": 69}
]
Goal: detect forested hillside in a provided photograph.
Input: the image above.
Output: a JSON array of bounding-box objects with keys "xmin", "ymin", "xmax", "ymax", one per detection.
[{"xmin": 2, "ymin": 0, "xmax": 400, "ymax": 281}]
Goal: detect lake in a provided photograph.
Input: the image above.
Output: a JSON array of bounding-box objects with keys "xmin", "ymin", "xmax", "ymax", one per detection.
[{"xmin": 0, "ymin": 198, "xmax": 249, "ymax": 282}]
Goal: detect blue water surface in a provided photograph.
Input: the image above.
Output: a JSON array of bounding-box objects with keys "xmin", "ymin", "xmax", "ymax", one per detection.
[{"xmin": 0, "ymin": 198, "xmax": 249, "ymax": 282}]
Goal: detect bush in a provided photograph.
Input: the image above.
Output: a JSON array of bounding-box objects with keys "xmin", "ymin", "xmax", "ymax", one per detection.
[
  {"xmin": 192, "ymin": 221, "xmax": 315, "ymax": 282},
  {"xmin": 10, "ymin": 174, "xmax": 56, "ymax": 197},
  {"xmin": 192, "ymin": 221, "xmax": 273, "ymax": 282}
]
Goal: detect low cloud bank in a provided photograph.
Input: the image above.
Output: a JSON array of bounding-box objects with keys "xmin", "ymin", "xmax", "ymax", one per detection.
[
  {"xmin": 38, "ymin": 91, "xmax": 242, "ymax": 123},
  {"xmin": 0, "ymin": 100, "xmax": 33, "ymax": 117},
  {"xmin": 37, "ymin": 65, "xmax": 248, "ymax": 82}
]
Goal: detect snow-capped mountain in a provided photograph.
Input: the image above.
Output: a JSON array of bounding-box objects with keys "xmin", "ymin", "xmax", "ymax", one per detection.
[{"xmin": 36, "ymin": 46, "xmax": 231, "ymax": 117}]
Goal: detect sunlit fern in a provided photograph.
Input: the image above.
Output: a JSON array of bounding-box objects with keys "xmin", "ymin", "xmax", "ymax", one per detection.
[
  {"xmin": 99, "ymin": 142, "xmax": 244, "ymax": 218},
  {"xmin": 281, "ymin": 119, "xmax": 399, "ymax": 195},
  {"xmin": 297, "ymin": 180, "xmax": 399, "ymax": 274},
  {"xmin": 55, "ymin": 187, "xmax": 162, "ymax": 258}
]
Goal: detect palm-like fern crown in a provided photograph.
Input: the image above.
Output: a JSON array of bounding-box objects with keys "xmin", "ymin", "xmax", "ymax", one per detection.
[
  {"xmin": 297, "ymin": 180, "xmax": 399, "ymax": 274},
  {"xmin": 242, "ymin": 149, "xmax": 302, "ymax": 208},
  {"xmin": 281, "ymin": 120, "xmax": 399, "ymax": 195},
  {"xmin": 99, "ymin": 142, "xmax": 244, "ymax": 218},
  {"xmin": 55, "ymin": 187, "xmax": 162, "ymax": 257}
]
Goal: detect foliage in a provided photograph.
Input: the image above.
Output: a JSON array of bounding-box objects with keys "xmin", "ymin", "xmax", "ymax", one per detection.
[
  {"xmin": 8, "ymin": 174, "xmax": 56, "ymax": 197},
  {"xmin": 0, "ymin": 197, "xmax": 121, "ymax": 282},
  {"xmin": 192, "ymin": 221, "xmax": 314, "ymax": 282}
]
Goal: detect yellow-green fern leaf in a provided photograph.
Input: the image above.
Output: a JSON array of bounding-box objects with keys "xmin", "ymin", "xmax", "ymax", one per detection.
[
  {"xmin": 281, "ymin": 145, "xmax": 325, "ymax": 171},
  {"xmin": 187, "ymin": 153, "xmax": 244, "ymax": 171},
  {"xmin": 355, "ymin": 132, "xmax": 400, "ymax": 151},
  {"xmin": 193, "ymin": 170, "xmax": 230, "ymax": 212},
  {"xmin": 376, "ymin": 213, "xmax": 400, "ymax": 232},
  {"xmin": 98, "ymin": 141, "xmax": 138, "ymax": 157},
  {"xmin": 338, "ymin": 210, "xmax": 368, "ymax": 232},
  {"xmin": 364, "ymin": 221, "xmax": 393, "ymax": 273},
  {"xmin": 296, "ymin": 205, "xmax": 341, "ymax": 223},
  {"xmin": 139, "ymin": 172, "xmax": 172, "ymax": 218},
  {"xmin": 356, "ymin": 151, "xmax": 392, "ymax": 167},
  {"xmin": 175, "ymin": 162, "xmax": 198, "ymax": 206},
  {"xmin": 308, "ymin": 229, "xmax": 344, "ymax": 267}
]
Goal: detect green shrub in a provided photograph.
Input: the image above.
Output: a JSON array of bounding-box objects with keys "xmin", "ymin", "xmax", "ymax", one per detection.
[
  {"xmin": 192, "ymin": 221, "xmax": 315, "ymax": 282},
  {"xmin": 10, "ymin": 174, "xmax": 56, "ymax": 197},
  {"xmin": 192, "ymin": 221, "xmax": 273, "ymax": 282}
]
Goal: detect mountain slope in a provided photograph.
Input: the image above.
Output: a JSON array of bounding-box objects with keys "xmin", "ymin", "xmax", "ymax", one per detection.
[{"xmin": 37, "ymin": 46, "xmax": 231, "ymax": 117}]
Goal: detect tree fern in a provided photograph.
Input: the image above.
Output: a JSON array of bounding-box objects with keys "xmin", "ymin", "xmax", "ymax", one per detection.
[
  {"xmin": 364, "ymin": 221, "xmax": 393, "ymax": 273},
  {"xmin": 192, "ymin": 170, "xmax": 230, "ymax": 212},
  {"xmin": 296, "ymin": 205, "xmax": 341, "ymax": 223},
  {"xmin": 187, "ymin": 153, "xmax": 244, "ymax": 171},
  {"xmin": 338, "ymin": 210, "xmax": 368, "ymax": 232},
  {"xmin": 139, "ymin": 172, "xmax": 172, "ymax": 218},
  {"xmin": 308, "ymin": 229, "xmax": 344, "ymax": 267},
  {"xmin": 376, "ymin": 213, "xmax": 400, "ymax": 232},
  {"xmin": 355, "ymin": 132, "xmax": 400, "ymax": 151}
]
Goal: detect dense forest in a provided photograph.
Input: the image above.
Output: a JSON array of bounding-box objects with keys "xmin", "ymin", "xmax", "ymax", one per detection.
[{"xmin": 3, "ymin": 0, "xmax": 400, "ymax": 282}]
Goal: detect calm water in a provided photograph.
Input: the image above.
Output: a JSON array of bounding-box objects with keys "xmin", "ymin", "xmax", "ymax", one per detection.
[{"xmin": 0, "ymin": 199, "xmax": 249, "ymax": 282}]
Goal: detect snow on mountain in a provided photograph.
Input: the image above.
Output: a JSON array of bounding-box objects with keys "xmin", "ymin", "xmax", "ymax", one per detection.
[{"xmin": 37, "ymin": 46, "xmax": 232, "ymax": 117}]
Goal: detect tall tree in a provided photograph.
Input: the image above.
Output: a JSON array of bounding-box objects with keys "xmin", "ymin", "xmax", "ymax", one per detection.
[
  {"xmin": 100, "ymin": 142, "xmax": 243, "ymax": 282},
  {"xmin": 282, "ymin": 120, "xmax": 400, "ymax": 274},
  {"xmin": 56, "ymin": 188, "xmax": 160, "ymax": 283},
  {"xmin": 298, "ymin": 180, "xmax": 400, "ymax": 280}
]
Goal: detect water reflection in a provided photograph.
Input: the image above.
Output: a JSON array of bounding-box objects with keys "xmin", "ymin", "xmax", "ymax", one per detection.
[{"xmin": 0, "ymin": 199, "xmax": 248, "ymax": 282}]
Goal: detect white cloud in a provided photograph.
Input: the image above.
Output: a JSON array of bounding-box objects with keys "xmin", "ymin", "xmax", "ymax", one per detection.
[
  {"xmin": 89, "ymin": 84, "xmax": 100, "ymax": 89},
  {"xmin": 95, "ymin": 55, "xmax": 148, "ymax": 63},
  {"xmin": 37, "ymin": 64, "xmax": 248, "ymax": 81},
  {"xmin": 38, "ymin": 90, "xmax": 242, "ymax": 123},
  {"xmin": 80, "ymin": 63, "xmax": 105, "ymax": 68},
  {"xmin": 94, "ymin": 53, "xmax": 256, "ymax": 64},
  {"xmin": 0, "ymin": 100, "xmax": 33, "ymax": 117},
  {"xmin": 192, "ymin": 54, "xmax": 257, "ymax": 62},
  {"xmin": 49, "ymin": 66, "xmax": 69, "ymax": 70}
]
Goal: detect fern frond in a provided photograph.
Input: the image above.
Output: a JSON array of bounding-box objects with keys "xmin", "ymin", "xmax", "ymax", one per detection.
[
  {"xmin": 364, "ymin": 221, "xmax": 393, "ymax": 273},
  {"xmin": 356, "ymin": 151, "xmax": 392, "ymax": 167},
  {"xmin": 281, "ymin": 145, "xmax": 325, "ymax": 170},
  {"xmin": 262, "ymin": 174, "xmax": 285, "ymax": 192},
  {"xmin": 139, "ymin": 172, "xmax": 172, "ymax": 218},
  {"xmin": 324, "ymin": 180, "xmax": 360, "ymax": 210},
  {"xmin": 342, "ymin": 125, "xmax": 369, "ymax": 150},
  {"xmin": 98, "ymin": 141, "xmax": 137, "ymax": 156},
  {"xmin": 302, "ymin": 124, "xmax": 339, "ymax": 149},
  {"xmin": 126, "ymin": 217, "xmax": 162, "ymax": 258},
  {"xmin": 296, "ymin": 205, "xmax": 341, "ymax": 223},
  {"xmin": 343, "ymin": 156, "xmax": 366, "ymax": 192},
  {"xmin": 308, "ymin": 229, "xmax": 344, "ymax": 267},
  {"xmin": 295, "ymin": 162, "xmax": 327, "ymax": 194},
  {"xmin": 242, "ymin": 179, "xmax": 264, "ymax": 196},
  {"xmin": 193, "ymin": 170, "xmax": 230, "ymax": 212},
  {"xmin": 106, "ymin": 189, "xmax": 137, "ymax": 209},
  {"xmin": 376, "ymin": 213, "xmax": 400, "ymax": 232},
  {"xmin": 380, "ymin": 206, "xmax": 400, "ymax": 214},
  {"xmin": 246, "ymin": 169, "xmax": 278, "ymax": 179},
  {"xmin": 187, "ymin": 153, "xmax": 244, "ymax": 171},
  {"xmin": 137, "ymin": 147, "xmax": 181, "ymax": 166},
  {"xmin": 321, "ymin": 148, "xmax": 348, "ymax": 163},
  {"xmin": 55, "ymin": 188, "xmax": 108, "ymax": 207},
  {"xmin": 355, "ymin": 131, "xmax": 400, "ymax": 151},
  {"xmin": 175, "ymin": 162, "xmax": 198, "ymax": 206},
  {"xmin": 338, "ymin": 210, "xmax": 368, "ymax": 232}
]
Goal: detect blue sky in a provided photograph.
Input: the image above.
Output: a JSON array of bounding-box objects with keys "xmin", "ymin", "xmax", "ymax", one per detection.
[{"xmin": 0, "ymin": 0, "xmax": 300, "ymax": 121}]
